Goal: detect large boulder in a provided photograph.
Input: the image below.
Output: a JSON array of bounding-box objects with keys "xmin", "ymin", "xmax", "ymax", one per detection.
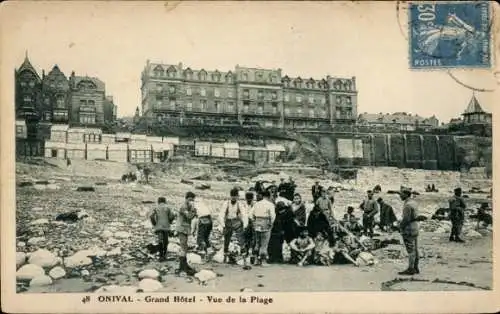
[
  {"xmin": 138, "ymin": 269, "xmax": 159, "ymax": 280},
  {"xmin": 16, "ymin": 252, "xmax": 27, "ymax": 269},
  {"xmin": 27, "ymin": 237, "xmax": 46, "ymax": 246},
  {"xmin": 48, "ymin": 266, "xmax": 66, "ymax": 280},
  {"xmin": 381, "ymin": 244, "xmax": 408, "ymax": 260},
  {"xmin": 187, "ymin": 253, "xmax": 203, "ymax": 265},
  {"xmin": 356, "ymin": 252, "xmax": 376, "ymax": 266},
  {"xmin": 64, "ymin": 252, "xmax": 93, "ymax": 268},
  {"xmin": 16, "ymin": 264, "xmax": 45, "ymax": 281},
  {"xmin": 194, "ymin": 270, "xmax": 217, "ymax": 284},
  {"xmin": 30, "ymin": 218, "xmax": 50, "ymax": 225},
  {"xmin": 28, "ymin": 249, "xmax": 59, "ymax": 268},
  {"xmin": 466, "ymin": 229, "xmax": 482, "ymax": 239},
  {"xmin": 167, "ymin": 243, "xmax": 181, "ymax": 254},
  {"xmin": 29, "ymin": 275, "xmax": 53, "ymax": 287},
  {"xmin": 138, "ymin": 279, "xmax": 163, "ymax": 292}
]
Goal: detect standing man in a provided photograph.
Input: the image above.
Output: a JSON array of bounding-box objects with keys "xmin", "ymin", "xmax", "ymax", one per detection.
[
  {"xmin": 149, "ymin": 197, "xmax": 176, "ymax": 261},
  {"xmin": 449, "ymin": 187, "xmax": 466, "ymax": 243},
  {"xmin": 312, "ymin": 181, "xmax": 322, "ymax": 203},
  {"xmin": 316, "ymin": 189, "xmax": 334, "ymax": 222},
  {"xmin": 251, "ymin": 189, "xmax": 276, "ymax": 266},
  {"xmin": 398, "ymin": 187, "xmax": 420, "ymax": 275},
  {"xmin": 219, "ymin": 187, "xmax": 248, "ymax": 263},
  {"xmin": 360, "ymin": 190, "xmax": 379, "ymax": 237},
  {"xmin": 176, "ymin": 191, "xmax": 197, "ymax": 276}
]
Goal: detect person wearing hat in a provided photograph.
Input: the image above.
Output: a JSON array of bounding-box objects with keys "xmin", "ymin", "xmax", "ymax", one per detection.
[
  {"xmin": 175, "ymin": 191, "xmax": 198, "ymax": 276},
  {"xmin": 398, "ymin": 187, "xmax": 420, "ymax": 275},
  {"xmin": 311, "ymin": 181, "xmax": 322, "ymax": 203},
  {"xmin": 360, "ymin": 190, "xmax": 379, "ymax": 238},
  {"xmin": 449, "ymin": 187, "xmax": 466, "ymax": 243},
  {"xmin": 219, "ymin": 187, "xmax": 248, "ymax": 263}
]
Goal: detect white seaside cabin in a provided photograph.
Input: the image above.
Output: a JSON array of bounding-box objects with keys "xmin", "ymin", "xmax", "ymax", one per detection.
[
  {"xmin": 129, "ymin": 143, "xmax": 152, "ymax": 163},
  {"xmin": 224, "ymin": 142, "xmax": 239, "ymax": 159},
  {"xmin": 49, "ymin": 124, "xmax": 68, "ymax": 142},
  {"xmin": 163, "ymin": 136, "xmax": 180, "ymax": 146},
  {"xmin": 15, "ymin": 120, "xmax": 27, "ymax": 139},
  {"xmin": 151, "ymin": 142, "xmax": 174, "ymax": 163},
  {"xmin": 116, "ymin": 132, "xmax": 131, "ymax": 143},
  {"xmin": 146, "ymin": 136, "xmax": 164, "ymax": 144},
  {"xmin": 65, "ymin": 142, "xmax": 86, "ymax": 160},
  {"xmin": 266, "ymin": 143, "xmax": 286, "ymax": 163},
  {"xmin": 130, "ymin": 134, "xmax": 148, "ymax": 144},
  {"xmin": 211, "ymin": 143, "xmax": 225, "ymax": 158},
  {"xmin": 86, "ymin": 143, "xmax": 107, "ymax": 160},
  {"xmin": 101, "ymin": 134, "xmax": 116, "ymax": 144},
  {"xmin": 44, "ymin": 141, "xmax": 66, "ymax": 158},
  {"xmin": 107, "ymin": 143, "xmax": 129, "ymax": 163},
  {"xmin": 195, "ymin": 141, "xmax": 211, "ymax": 157}
]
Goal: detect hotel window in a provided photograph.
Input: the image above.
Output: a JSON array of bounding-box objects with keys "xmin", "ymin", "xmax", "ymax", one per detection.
[
  {"xmin": 296, "ymin": 95, "xmax": 302, "ymax": 103},
  {"xmin": 169, "ymin": 85, "xmax": 175, "ymax": 93},
  {"xmin": 243, "ymin": 102, "xmax": 249, "ymax": 113},
  {"xmin": 272, "ymin": 103, "xmax": 278, "ymax": 114},
  {"xmin": 20, "ymin": 82, "xmax": 26, "ymax": 87},
  {"xmin": 336, "ymin": 96, "xmax": 342, "ymax": 104},
  {"xmin": 284, "ymin": 107, "xmax": 290, "ymax": 115},
  {"xmin": 346, "ymin": 97, "xmax": 352, "ymax": 105},
  {"xmin": 24, "ymin": 95, "xmax": 32, "ymax": 102},
  {"xmin": 44, "ymin": 112, "xmax": 51, "ymax": 121},
  {"xmin": 214, "ymin": 101, "xmax": 220, "ymax": 113},
  {"xmin": 227, "ymin": 90, "xmax": 233, "ymax": 98},
  {"xmin": 309, "ymin": 95, "xmax": 314, "ymax": 103},
  {"xmin": 272, "ymin": 91, "xmax": 278, "ymax": 100},
  {"xmin": 214, "ymin": 88, "xmax": 220, "ymax": 98},
  {"xmin": 297, "ymin": 107, "xmax": 303, "ymax": 115},
  {"xmin": 256, "ymin": 72, "xmax": 263, "ymax": 81},
  {"xmin": 169, "ymin": 99, "xmax": 176, "ymax": 110},
  {"xmin": 227, "ymin": 102, "xmax": 234, "ymax": 112},
  {"xmin": 200, "ymin": 100, "xmax": 207, "ymax": 111},
  {"xmin": 336, "ymin": 111, "xmax": 341, "ymax": 119},
  {"xmin": 88, "ymin": 100, "xmax": 95, "ymax": 106},
  {"xmin": 321, "ymin": 96, "xmax": 326, "ymax": 105},
  {"xmin": 200, "ymin": 88, "xmax": 206, "ymax": 97},
  {"xmin": 186, "ymin": 87, "xmax": 192, "ymax": 96},
  {"xmin": 309, "ymin": 109, "xmax": 315, "ymax": 118},
  {"xmin": 226, "ymin": 74, "xmax": 233, "ymax": 83},
  {"xmin": 80, "ymin": 99, "xmax": 87, "ymax": 106},
  {"xmin": 270, "ymin": 75, "xmax": 277, "ymax": 83},
  {"xmin": 16, "ymin": 126, "xmax": 24, "ymax": 135},
  {"xmin": 199, "ymin": 72, "xmax": 207, "ymax": 81},
  {"xmin": 257, "ymin": 103, "xmax": 264, "ymax": 114},
  {"xmin": 29, "ymin": 81, "xmax": 35, "ymax": 87},
  {"xmin": 242, "ymin": 73, "xmax": 248, "ymax": 81},
  {"xmin": 44, "ymin": 98, "xmax": 49, "ymax": 105},
  {"xmin": 257, "ymin": 90, "xmax": 263, "ymax": 99},
  {"xmin": 243, "ymin": 89, "xmax": 249, "ymax": 99},
  {"xmin": 284, "ymin": 94, "xmax": 289, "ymax": 102},
  {"xmin": 186, "ymin": 102, "xmax": 193, "ymax": 111}
]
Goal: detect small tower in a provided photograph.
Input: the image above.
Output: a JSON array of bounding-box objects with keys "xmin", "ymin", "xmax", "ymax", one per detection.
[
  {"xmin": 133, "ymin": 106, "xmax": 140, "ymax": 123},
  {"xmin": 462, "ymin": 94, "xmax": 492, "ymax": 125}
]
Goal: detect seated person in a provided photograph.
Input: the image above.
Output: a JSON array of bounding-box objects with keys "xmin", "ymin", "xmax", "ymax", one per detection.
[
  {"xmin": 313, "ymin": 232, "xmax": 333, "ymax": 266},
  {"xmin": 425, "ymin": 184, "xmax": 432, "ymax": 192},
  {"xmin": 431, "ymin": 207, "xmax": 449, "ymax": 221},
  {"xmin": 470, "ymin": 203, "xmax": 493, "ymax": 228},
  {"xmin": 341, "ymin": 206, "xmax": 363, "ymax": 233},
  {"xmin": 289, "ymin": 228, "xmax": 315, "ymax": 266},
  {"xmin": 332, "ymin": 230, "xmax": 363, "ymax": 266}
]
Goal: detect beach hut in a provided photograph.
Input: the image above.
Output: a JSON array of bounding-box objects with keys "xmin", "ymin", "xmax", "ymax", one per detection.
[
  {"xmin": 266, "ymin": 143, "xmax": 286, "ymax": 163},
  {"xmin": 44, "ymin": 141, "xmax": 66, "ymax": 158},
  {"xmin": 211, "ymin": 143, "xmax": 225, "ymax": 158},
  {"xmin": 146, "ymin": 136, "xmax": 164, "ymax": 144},
  {"xmin": 86, "ymin": 143, "xmax": 107, "ymax": 160},
  {"xmin": 163, "ymin": 137, "xmax": 180, "ymax": 146},
  {"xmin": 49, "ymin": 124, "xmax": 68, "ymax": 142},
  {"xmin": 195, "ymin": 141, "xmax": 211, "ymax": 157},
  {"xmin": 82, "ymin": 128, "xmax": 102, "ymax": 143},
  {"xmin": 175, "ymin": 139, "xmax": 195, "ymax": 156},
  {"xmin": 101, "ymin": 134, "xmax": 116, "ymax": 144},
  {"xmin": 107, "ymin": 143, "xmax": 129, "ymax": 162},
  {"xmin": 67, "ymin": 128, "xmax": 87, "ymax": 144},
  {"xmin": 116, "ymin": 132, "xmax": 131, "ymax": 143},
  {"xmin": 152, "ymin": 142, "xmax": 174, "ymax": 163},
  {"xmin": 131, "ymin": 134, "xmax": 148, "ymax": 144},
  {"xmin": 66, "ymin": 142, "xmax": 86, "ymax": 160},
  {"xmin": 224, "ymin": 142, "xmax": 239, "ymax": 159},
  {"xmin": 239, "ymin": 146, "xmax": 268, "ymax": 164},
  {"xmin": 129, "ymin": 143, "xmax": 152, "ymax": 163}
]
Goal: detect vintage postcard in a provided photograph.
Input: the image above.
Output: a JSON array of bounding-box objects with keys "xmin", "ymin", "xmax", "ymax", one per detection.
[{"xmin": 1, "ymin": 1, "xmax": 499, "ymax": 313}]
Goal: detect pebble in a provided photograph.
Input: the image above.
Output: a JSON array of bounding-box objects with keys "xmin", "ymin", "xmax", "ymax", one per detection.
[
  {"xmin": 27, "ymin": 237, "xmax": 46, "ymax": 246},
  {"xmin": 16, "ymin": 252, "xmax": 27, "ymax": 269},
  {"xmin": 81, "ymin": 270, "xmax": 90, "ymax": 277},
  {"xmin": 18, "ymin": 241, "xmax": 26, "ymax": 248},
  {"xmin": 32, "ymin": 207, "xmax": 44, "ymax": 211},
  {"xmin": 28, "ymin": 249, "xmax": 59, "ymax": 268},
  {"xmin": 29, "ymin": 275, "xmax": 53, "ymax": 287},
  {"xmin": 106, "ymin": 247, "xmax": 121, "ymax": 256},
  {"xmin": 114, "ymin": 231, "xmax": 132, "ymax": 239},
  {"xmin": 101, "ymin": 230, "xmax": 114, "ymax": 239},
  {"xmin": 65, "ymin": 253, "xmax": 93, "ymax": 268},
  {"xmin": 16, "ymin": 264, "xmax": 45, "ymax": 281},
  {"xmin": 138, "ymin": 269, "xmax": 160, "ymax": 280},
  {"xmin": 138, "ymin": 278, "xmax": 163, "ymax": 292},
  {"xmin": 30, "ymin": 218, "xmax": 50, "ymax": 225},
  {"xmin": 48, "ymin": 266, "xmax": 66, "ymax": 280},
  {"xmin": 194, "ymin": 270, "xmax": 217, "ymax": 284},
  {"xmin": 106, "ymin": 238, "xmax": 120, "ymax": 246},
  {"xmin": 187, "ymin": 253, "xmax": 203, "ymax": 265}
]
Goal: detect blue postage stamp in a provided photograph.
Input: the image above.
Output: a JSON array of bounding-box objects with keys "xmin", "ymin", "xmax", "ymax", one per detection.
[{"xmin": 409, "ymin": 1, "xmax": 491, "ymax": 69}]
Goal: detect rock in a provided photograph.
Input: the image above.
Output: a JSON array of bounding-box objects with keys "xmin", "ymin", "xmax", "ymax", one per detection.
[
  {"xmin": 16, "ymin": 264, "xmax": 45, "ymax": 281},
  {"xmin": 194, "ymin": 270, "xmax": 217, "ymax": 284},
  {"xmin": 357, "ymin": 252, "xmax": 376, "ymax": 266},
  {"xmin": 106, "ymin": 238, "xmax": 120, "ymax": 246},
  {"xmin": 240, "ymin": 288, "xmax": 254, "ymax": 292},
  {"xmin": 30, "ymin": 275, "xmax": 53, "ymax": 287},
  {"xmin": 16, "ymin": 252, "xmax": 27, "ymax": 269},
  {"xmin": 46, "ymin": 184, "xmax": 60, "ymax": 190},
  {"xmin": 106, "ymin": 247, "xmax": 121, "ymax": 256},
  {"xmin": 187, "ymin": 253, "xmax": 203, "ymax": 265},
  {"xmin": 138, "ymin": 278, "xmax": 163, "ymax": 292},
  {"xmin": 95, "ymin": 285, "xmax": 139, "ymax": 293},
  {"xmin": 76, "ymin": 186, "xmax": 95, "ymax": 192},
  {"xmin": 64, "ymin": 253, "xmax": 93, "ymax": 268},
  {"xmin": 466, "ymin": 230, "xmax": 482, "ymax": 238},
  {"xmin": 81, "ymin": 270, "xmax": 90, "ymax": 277},
  {"xmin": 434, "ymin": 227, "xmax": 447, "ymax": 234},
  {"xmin": 212, "ymin": 249, "xmax": 224, "ymax": 263},
  {"xmin": 32, "ymin": 207, "xmax": 44, "ymax": 211},
  {"xmin": 138, "ymin": 269, "xmax": 160, "ymax": 280},
  {"xmin": 27, "ymin": 237, "xmax": 46, "ymax": 245},
  {"xmin": 101, "ymin": 230, "xmax": 114, "ymax": 239},
  {"xmin": 167, "ymin": 243, "xmax": 181, "ymax": 254},
  {"xmin": 48, "ymin": 266, "xmax": 66, "ymax": 280},
  {"xmin": 77, "ymin": 247, "xmax": 107, "ymax": 258},
  {"xmin": 114, "ymin": 231, "xmax": 132, "ymax": 239},
  {"xmin": 381, "ymin": 244, "xmax": 407, "ymax": 259},
  {"xmin": 28, "ymin": 249, "xmax": 59, "ymax": 268},
  {"xmin": 18, "ymin": 241, "xmax": 26, "ymax": 248}
]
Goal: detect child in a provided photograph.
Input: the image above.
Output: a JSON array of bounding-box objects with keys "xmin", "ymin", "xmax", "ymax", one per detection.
[
  {"xmin": 289, "ymin": 228, "xmax": 315, "ymax": 266},
  {"xmin": 194, "ymin": 200, "xmax": 213, "ymax": 259},
  {"xmin": 313, "ymin": 232, "xmax": 333, "ymax": 266},
  {"xmin": 332, "ymin": 230, "xmax": 362, "ymax": 266},
  {"xmin": 149, "ymin": 197, "xmax": 176, "ymax": 261},
  {"xmin": 342, "ymin": 206, "xmax": 362, "ymax": 234}
]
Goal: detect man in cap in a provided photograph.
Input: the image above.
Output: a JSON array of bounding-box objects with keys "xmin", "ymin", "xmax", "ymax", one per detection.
[
  {"xmin": 398, "ymin": 187, "xmax": 420, "ymax": 275},
  {"xmin": 449, "ymin": 187, "xmax": 466, "ymax": 243},
  {"xmin": 360, "ymin": 190, "xmax": 379, "ymax": 238},
  {"xmin": 312, "ymin": 181, "xmax": 322, "ymax": 203}
]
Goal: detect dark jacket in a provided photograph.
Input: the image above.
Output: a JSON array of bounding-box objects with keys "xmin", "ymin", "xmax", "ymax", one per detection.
[
  {"xmin": 151, "ymin": 204, "xmax": 176, "ymax": 231},
  {"xmin": 176, "ymin": 204, "xmax": 197, "ymax": 235},
  {"xmin": 400, "ymin": 199, "xmax": 419, "ymax": 237}
]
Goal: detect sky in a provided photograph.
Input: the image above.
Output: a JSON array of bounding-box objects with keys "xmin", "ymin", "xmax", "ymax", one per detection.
[{"xmin": 1, "ymin": 1, "xmax": 497, "ymax": 123}]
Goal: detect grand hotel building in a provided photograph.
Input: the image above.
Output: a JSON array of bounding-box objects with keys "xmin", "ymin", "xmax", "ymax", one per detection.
[{"xmin": 141, "ymin": 61, "xmax": 357, "ymax": 129}]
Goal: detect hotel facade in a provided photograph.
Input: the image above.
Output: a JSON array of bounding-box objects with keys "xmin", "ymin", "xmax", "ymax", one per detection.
[{"xmin": 140, "ymin": 61, "xmax": 358, "ymax": 129}]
